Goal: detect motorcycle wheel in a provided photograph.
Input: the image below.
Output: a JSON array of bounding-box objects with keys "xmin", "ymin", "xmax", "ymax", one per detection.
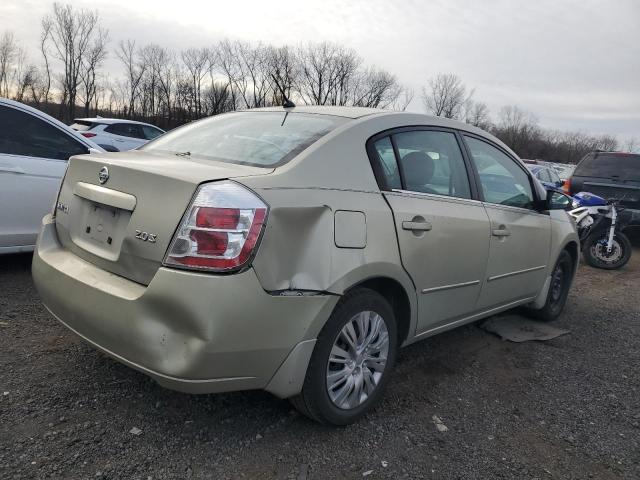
[{"xmin": 583, "ymin": 230, "xmax": 632, "ymax": 270}]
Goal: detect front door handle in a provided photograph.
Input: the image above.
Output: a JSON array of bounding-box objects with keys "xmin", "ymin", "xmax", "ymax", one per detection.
[
  {"xmin": 402, "ymin": 220, "xmax": 432, "ymax": 232},
  {"xmin": 492, "ymin": 226, "xmax": 511, "ymax": 237}
]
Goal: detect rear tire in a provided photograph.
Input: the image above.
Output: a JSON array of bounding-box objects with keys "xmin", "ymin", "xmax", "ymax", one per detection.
[
  {"xmin": 583, "ymin": 230, "xmax": 632, "ymax": 270},
  {"xmin": 527, "ymin": 250, "xmax": 574, "ymax": 322},
  {"xmin": 290, "ymin": 288, "xmax": 397, "ymax": 425}
]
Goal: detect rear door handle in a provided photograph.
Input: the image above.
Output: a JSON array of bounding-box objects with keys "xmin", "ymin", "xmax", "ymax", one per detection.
[
  {"xmin": 0, "ymin": 166, "xmax": 25, "ymax": 174},
  {"xmin": 402, "ymin": 221, "xmax": 432, "ymax": 232},
  {"xmin": 492, "ymin": 227, "xmax": 511, "ymax": 237}
]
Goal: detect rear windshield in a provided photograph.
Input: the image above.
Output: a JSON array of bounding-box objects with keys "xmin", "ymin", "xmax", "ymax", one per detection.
[
  {"xmin": 575, "ymin": 153, "xmax": 640, "ymax": 180},
  {"xmin": 142, "ymin": 111, "xmax": 348, "ymax": 167},
  {"xmin": 70, "ymin": 120, "xmax": 94, "ymax": 132}
]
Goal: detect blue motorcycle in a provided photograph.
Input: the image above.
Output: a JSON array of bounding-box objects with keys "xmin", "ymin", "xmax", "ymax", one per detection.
[{"xmin": 568, "ymin": 192, "xmax": 632, "ymax": 269}]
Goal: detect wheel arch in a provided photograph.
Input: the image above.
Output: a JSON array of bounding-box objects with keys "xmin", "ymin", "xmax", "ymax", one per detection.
[
  {"xmin": 563, "ymin": 240, "xmax": 580, "ymax": 276},
  {"xmin": 343, "ymin": 276, "xmax": 414, "ymax": 347}
]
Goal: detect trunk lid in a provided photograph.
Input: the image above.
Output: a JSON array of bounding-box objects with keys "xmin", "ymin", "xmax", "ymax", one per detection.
[{"xmin": 54, "ymin": 150, "xmax": 272, "ymax": 285}]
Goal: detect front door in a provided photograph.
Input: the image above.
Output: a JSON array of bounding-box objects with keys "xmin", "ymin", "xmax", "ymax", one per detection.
[
  {"xmin": 463, "ymin": 135, "xmax": 551, "ymax": 309},
  {"xmin": 371, "ymin": 129, "xmax": 491, "ymax": 333}
]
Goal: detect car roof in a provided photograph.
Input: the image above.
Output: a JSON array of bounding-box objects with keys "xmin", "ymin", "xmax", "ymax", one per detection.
[
  {"xmin": 73, "ymin": 117, "xmax": 163, "ymax": 129},
  {"xmin": 237, "ymin": 106, "xmax": 518, "ymax": 159},
  {"xmin": 0, "ymin": 97, "xmax": 104, "ymax": 151},
  {"xmin": 245, "ymin": 106, "xmax": 387, "ymax": 119}
]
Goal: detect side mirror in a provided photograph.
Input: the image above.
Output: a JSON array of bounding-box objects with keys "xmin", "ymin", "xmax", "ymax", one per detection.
[{"xmin": 546, "ymin": 190, "xmax": 573, "ymax": 210}]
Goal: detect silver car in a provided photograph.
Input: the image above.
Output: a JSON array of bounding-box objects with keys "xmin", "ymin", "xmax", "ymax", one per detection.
[{"xmin": 32, "ymin": 107, "xmax": 579, "ymax": 424}]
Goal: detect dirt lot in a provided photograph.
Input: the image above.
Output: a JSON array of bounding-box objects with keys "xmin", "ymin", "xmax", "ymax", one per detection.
[{"xmin": 1, "ymin": 248, "xmax": 639, "ymax": 479}]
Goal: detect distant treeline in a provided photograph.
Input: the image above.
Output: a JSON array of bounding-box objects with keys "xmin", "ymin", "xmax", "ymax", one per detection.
[{"xmin": 0, "ymin": 3, "xmax": 636, "ymax": 163}]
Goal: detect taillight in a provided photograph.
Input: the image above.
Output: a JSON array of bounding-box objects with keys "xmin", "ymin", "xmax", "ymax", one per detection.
[
  {"xmin": 163, "ymin": 181, "xmax": 268, "ymax": 272},
  {"xmin": 81, "ymin": 132, "xmax": 97, "ymax": 138},
  {"xmin": 563, "ymin": 178, "xmax": 571, "ymax": 193}
]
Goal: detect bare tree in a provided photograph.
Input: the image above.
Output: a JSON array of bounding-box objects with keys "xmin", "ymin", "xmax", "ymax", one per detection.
[
  {"xmin": 594, "ymin": 134, "xmax": 618, "ymax": 152},
  {"xmin": 216, "ymin": 39, "xmax": 246, "ymax": 110},
  {"xmin": 39, "ymin": 23, "xmax": 53, "ymax": 104},
  {"xmin": 266, "ymin": 45, "xmax": 298, "ymax": 105},
  {"xmin": 42, "ymin": 3, "xmax": 105, "ymax": 121},
  {"xmin": 0, "ymin": 32, "xmax": 18, "ymax": 97},
  {"xmin": 296, "ymin": 42, "xmax": 361, "ymax": 106},
  {"xmin": 422, "ymin": 73, "xmax": 469, "ymax": 119},
  {"xmin": 624, "ymin": 137, "xmax": 638, "ymax": 153},
  {"xmin": 79, "ymin": 27, "xmax": 108, "ymax": 116},
  {"xmin": 181, "ymin": 47, "xmax": 210, "ymax": 117},
  {"xmin": 351, "ymin": 67, "xmax": 400, "ymax": 108},
  {"xmin": 391, "ymin": 86, "xmax": 414, "ymax": 112},
  {"xmin": 116, "ymin": 40, "xmax": 146, "ymax": 117},
  {"xmin": 464, "ymin": 100, "xmax": 491, "ymax": 129},
  {"xmin": 493, "ymin": 105, "xmax": 540, "ymax": 155}
]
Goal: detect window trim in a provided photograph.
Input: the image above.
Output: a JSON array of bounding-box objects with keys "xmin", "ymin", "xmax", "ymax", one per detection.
[
  {"xmin": 365, "ymin": 126, "xmax": 480, "ymax": 201},
  {"xmin": 460, "ymin": 133, "xmax": 544, "ymax": 211}
]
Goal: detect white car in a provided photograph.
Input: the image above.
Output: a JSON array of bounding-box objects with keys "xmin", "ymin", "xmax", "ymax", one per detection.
[
  {"xmin": 0, "ymin": 98, "xmax": 104, "ymax": 254},
  {"xmin": 70, "ymin": 118, "xmax": 165, "ymax": 151}
]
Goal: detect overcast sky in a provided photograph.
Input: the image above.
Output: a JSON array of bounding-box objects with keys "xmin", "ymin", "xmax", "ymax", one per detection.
[{"xmin": 1, "ymin": 0, "xmax": 638, "ymax": 141}]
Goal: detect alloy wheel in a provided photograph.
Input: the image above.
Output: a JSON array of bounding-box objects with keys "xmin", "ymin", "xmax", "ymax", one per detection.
[{"xmin": 326, "ymin": 311, "xmax": 390, "ymax": 410}]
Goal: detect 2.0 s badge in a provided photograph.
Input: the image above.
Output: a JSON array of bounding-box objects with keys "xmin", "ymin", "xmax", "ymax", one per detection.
[{"xmin": 135, "ymin": 230, "xmax": 157, "ymax": 243}]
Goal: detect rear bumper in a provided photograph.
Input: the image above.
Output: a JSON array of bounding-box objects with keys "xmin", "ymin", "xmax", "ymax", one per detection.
[{"xmin": 32, "ymin": 215, "xmax": 338, "ymax": 395}]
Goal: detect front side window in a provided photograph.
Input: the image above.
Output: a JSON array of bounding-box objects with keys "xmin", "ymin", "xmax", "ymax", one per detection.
[
  {"xmin": 144, "ymin": 112, "xmax": 348, "ymax": 167},
  {"xmin": 465, "ymin": 136, "xmax": 534, "ymax": 209},
  {"xmin": 394, "ymin": 130, "xmax": 471, "ymax": 199},
  {"xmin": 0, "ymin": 105, "xmax": 88, "ymax": 160}
]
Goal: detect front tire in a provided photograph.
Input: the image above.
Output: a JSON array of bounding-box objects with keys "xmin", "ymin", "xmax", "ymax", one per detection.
[
  {"xmin": 528, "ymin": 250, "xmax": 574, "ymax": 322},
  {"xmin": 583, "ymin": 230, "xmax": 632, "ymax": 270},
  {"xmin": 290, "ymin": 288, "xmax": 397, "ymax": 425}
]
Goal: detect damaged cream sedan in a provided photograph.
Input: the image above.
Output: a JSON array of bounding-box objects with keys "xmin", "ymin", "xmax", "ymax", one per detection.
[{"xmin": 32, "ymin": 106, "xmax": 579, "ymax": 425}]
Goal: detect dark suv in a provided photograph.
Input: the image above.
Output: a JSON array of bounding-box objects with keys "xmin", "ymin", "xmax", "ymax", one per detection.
[{"xmin": 569, "ymin": 151, "xmax": 640, "ymax": 212}]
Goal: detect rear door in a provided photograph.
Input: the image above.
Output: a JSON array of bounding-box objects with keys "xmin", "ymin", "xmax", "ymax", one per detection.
[
  {"xmin": 369, "ymin": 128, "xmax": 491, "ymax": 334},
  {"xmin": 105, "ymin": 123, "xmax": 146, "ymax": 151},
  {"xmin": 463, "ymin": 135, "xmax": 551, "ymax": 309},
  {"xmin": 0, "ymin": 105, "xmax": 89, "ymax": 248}
]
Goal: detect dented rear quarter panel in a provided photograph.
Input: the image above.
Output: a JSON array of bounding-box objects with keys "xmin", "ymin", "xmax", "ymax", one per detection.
[{"xmin": 239, "ymin": 113, "xmax": 430, "ymax": 342}]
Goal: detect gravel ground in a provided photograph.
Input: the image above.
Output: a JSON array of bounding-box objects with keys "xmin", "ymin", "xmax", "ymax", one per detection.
[{"xmin": 1, "ymin": 247, "xmax": 639, "ymax": 479}]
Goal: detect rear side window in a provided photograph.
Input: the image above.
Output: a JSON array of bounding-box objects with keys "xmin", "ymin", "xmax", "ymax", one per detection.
[
  {"xmin": 144, "ymin": 112, "xmax": 348, "ymax": 167},
  {"xmin": 141, "ymin": 125, "xmax": 163, "ymax": 140},
  {"xmin": 537, "ymin": 168, "xmax": 550, "ymax": 182},
  {"xmin": 465, "ymin": 136, "xmax": 534, "ymax": 209},
  {"xmin": 372, "ymin": 137, "xmax": 401, "ymax": 189},
  {"xmin": 394, "ymin": 130, "xmax": 471, "ymax": 199},
  {"xmin": 106, "ymin": 123, "xmax": 144, "ymax": 139},
  {"xmin": 575, "ymin": 153, "xmax": 640, "ymax": 180},
  {"xmin": 0, "ymin": 105, "xmax": 88, "ymax": 160}
]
